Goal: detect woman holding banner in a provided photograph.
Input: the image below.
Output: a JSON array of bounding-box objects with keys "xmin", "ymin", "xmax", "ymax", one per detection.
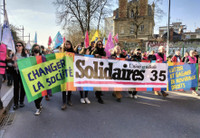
[
  {"xmin": 182, "ymin": 52, "xmax": 189, "ymax": 63},
  {"xmin": 78, "ymin": 47, "xmax": 91, "ymax": 104},
  {"xmin": 91, "ymin": 40, "xmax": 106, "ymax": 104},
  {"xmin": 111, "ymin": 45, "xmax": 127, "ymax": 102},
  {"xmin": 61, "ymin": 40, "xmax": 75, "ymax": 110},
  {"xmin": 12, "ymin": 41, "xmax": 28, "ymax": 110},
  {"xmin": 32, "ymin": 44, "xmax": 44, "ymax": 115},
  {"xmin": 187, "ymin": 50, "xmax": 199, "ymax": 96},
  {"xmin": 148, "ymin": 50, "xmax": 156, "ymax": 61},
  {"xmin": 154, "ymin": 46, "xmax": 169, "ymax": 97},
  {"xmin": 128, "ymin": 48, "xmax": 142, "ymax": 99}
]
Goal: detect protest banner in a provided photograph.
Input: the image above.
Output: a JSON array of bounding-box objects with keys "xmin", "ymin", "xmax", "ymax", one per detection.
[
  {"xmin": 17, "ymin": 53, "xmax": 199, "ymax": 102},
  {"xmin": 17, "ymin": 53, "xmax": 75, "ymax": 102},
  {"xmin": 168, "ymin": 62, "xmax": 198, "ymax": 91},
  {"xmin": 74, "ymin": 55, "xmax": 168, "ymax": 88}
]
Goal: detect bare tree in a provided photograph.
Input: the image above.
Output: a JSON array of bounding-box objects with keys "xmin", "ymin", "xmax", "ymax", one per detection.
[
  {"xmin": 53, "ymin": 0, "xmax": 112, "ymax": 36},
  {"xmin": 151, "ymin": 0, "xmax": 165, "ymax": 20},
  {"xmin": 130, "ymin": 0, "xmax": 165, "ymax": 38}
]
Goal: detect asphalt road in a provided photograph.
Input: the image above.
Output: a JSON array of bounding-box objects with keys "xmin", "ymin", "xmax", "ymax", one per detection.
[{"xmin": 1, "ymin": 91, "xmax": 200, "ymax": 138}]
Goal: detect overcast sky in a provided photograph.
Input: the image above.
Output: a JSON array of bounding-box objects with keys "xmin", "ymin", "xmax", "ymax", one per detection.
[{"xmin": 3, "ymin": 0, "xmax": 200, "ymax": 47}]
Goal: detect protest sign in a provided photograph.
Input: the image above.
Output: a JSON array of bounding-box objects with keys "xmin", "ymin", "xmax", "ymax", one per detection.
[
  {"xmin": 17, "ymin": 54, "xmax": 199, "ymax": 102},
  {"xmin": 168, "ymin": 62, "xmax": 198, "ymax": 91},
  {"xmin": 74, "ymin": 55, "xmax": 168, "ymax": 88},
  {"xmin": 17, "ymin": 53, "xmax": 75, "ymax": 102}
]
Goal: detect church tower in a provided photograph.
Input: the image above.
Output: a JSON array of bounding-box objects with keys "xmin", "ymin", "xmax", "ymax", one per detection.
[
  {"xmin": 139, "ymin": 0, "xmax": 148, "ymax": 16},
  {"xmin": 119, "ymin": 0, "xmax": 128, "ymax": 18}
]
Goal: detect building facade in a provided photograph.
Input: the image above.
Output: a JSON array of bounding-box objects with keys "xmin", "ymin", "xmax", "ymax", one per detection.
[
  {"xmin": 113, "ymin": 0, "xmax": 155, "ymax": 43},
  {"xmin": 184, "ymin": 28, "xmax": 200, "ymax": 40},
  {"xmin": 104, "ymin": 17, "xmax": 114, "ymax": 36},
  {"xmin": 159, "ymin": 22, "xmax": 186, "ymax": 37}
]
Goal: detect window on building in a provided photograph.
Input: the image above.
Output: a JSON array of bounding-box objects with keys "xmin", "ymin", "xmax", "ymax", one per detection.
[
  {"xmin": 140, "ymin": 25, "xmax": 144, "ymax": 32},
  {"xmin": 130, "ymin": 24, "xmax": 134, "ymax": 34},
  {"xmin": 131, "ymin": 10, "xmax": 134, "ymax": 18},
  {"xmin": 120, "ymin": 25, "xmax": 125, "ymax": 34}
]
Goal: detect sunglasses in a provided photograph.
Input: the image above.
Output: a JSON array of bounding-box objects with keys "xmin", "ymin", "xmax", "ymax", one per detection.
[
  {"xmin": 16, "ymin": 45, "xmax": 22, "ymax": 47},
  {"xmin": 98, "ymin": 44, "xmax": 103, "ymax": 46}
]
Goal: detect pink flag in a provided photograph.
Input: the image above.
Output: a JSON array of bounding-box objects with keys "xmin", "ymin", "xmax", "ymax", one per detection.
[
  {"xmin": 105, "ymin": 32, "xmax": 114, "ymax": 57},
  {"xmin": 84, "ymin": 31, "xmax": 89, "ymax": 48},
  {"xmin": 114, "ymin": 33, "xmax": 119, "ymax": 43},
  {"xmin": 48, "ymin": 36, "xmax": 52, "ymax": 46},
  {"xmin": 63, "ymin": 36, "xmax": 66, "ymax": 43}
]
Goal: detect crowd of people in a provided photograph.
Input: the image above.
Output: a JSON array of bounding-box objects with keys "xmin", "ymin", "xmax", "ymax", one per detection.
[{"xmin": 0, "ymin": 39, "xmax": 199, "ymax": 116}]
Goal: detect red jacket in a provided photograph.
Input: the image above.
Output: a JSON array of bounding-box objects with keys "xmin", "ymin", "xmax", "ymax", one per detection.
[{"xmin": 171, "ymin": 55, "xmax": 182, "ymax": 62}]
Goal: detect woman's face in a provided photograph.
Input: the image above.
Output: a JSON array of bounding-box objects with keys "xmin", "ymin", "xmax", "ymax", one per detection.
[
  {"xmin": 16, "ymin": 43, "xmax": 23, "ymax": 52},
  {"xmin": 97, "ymin": 42, "xmax": 103, "ymax": 49},
  {"xmin": 34, "ymin": 46, "xmax": 40, "ymax": 51},
  {"xmin": 192, "ymin": 52, "xmax": 195, "ymax": 57},
  {"xmin": 116, "ymin": 47, "xmax": 121, "ymax": 54},
  {"xmin": 65, "ymin": 42, "xmax": 71, "ymax": 49},
  {"xmin": 176, "ymin": 51, "xmax": 180, "ymax": 56},
  {"xmin": 161, "ymin": 48, "xmax": 165, "ymax": 53}
]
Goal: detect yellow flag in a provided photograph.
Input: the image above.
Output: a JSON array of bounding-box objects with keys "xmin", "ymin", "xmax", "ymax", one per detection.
[{"xmin": 91, "ymin": 31, "xmax": 100, "ymax": 42}]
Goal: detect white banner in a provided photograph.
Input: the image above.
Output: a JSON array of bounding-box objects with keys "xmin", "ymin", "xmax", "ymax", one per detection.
[{"xmin": 74, "ymin": 56, "xmax": 168, "ymax": 88}]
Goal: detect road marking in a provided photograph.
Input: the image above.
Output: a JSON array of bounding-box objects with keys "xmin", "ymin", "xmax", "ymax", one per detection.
[
  {"xmin": 2, "ymin": 86, "xmax": 13, "ymax": 101},
  {"xmin": 167, "ymin": 91, "xmax": 200, "ymax": 100},
  {"xmin": 136, "ymin": 101, "xmax": 160, "ymax": 107},
  {"xmin": 138, "ymin": 95, "xmax": 167, "ymax": 102}
]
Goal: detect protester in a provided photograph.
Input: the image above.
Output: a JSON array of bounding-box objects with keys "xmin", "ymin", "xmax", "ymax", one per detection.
[
  {"xmin": 74, "ymin": 43, "xmax": 83, "ymax": 54},
  {"xmin": 13, "ymin": 41, "xmax": 28, "ymax": 110},
  {"xmin": 171, "ymin": 50, "xmax": 182, "ymax": 62},
  {"xmin": 194, "ymin": 50, "xmax": 199, "ymax": 63},
  {"xmin": 0, "ymin": 44, "xmax": 7, "ymax": 109},
  {"xmin": 88, "ymin": 41, "xmax": 95, "ymax": 54},
  {"xmin": 111, "ymin": 45, "xmax": 126, "ymax": 59},
  {"xmin": 182, "ymin": 52, "xmax": 189, "ymax": 63},
  {"xmin": 187, "ymin": 50, "xmax": 199, "ymax": 96},
  {"xmin": 142, "ymin": 52, "xmax": 148, "ymax": 60},
  {"xmin": 44, "ymin": 48, "xmax": 52, "ymax": 101},
  {"xmin": 45, "ymin": 48, "xmax": 52, "ymax": 55},
  {"xmin": 121, "ymin": 49, "xmax": 128, "ymax": 58},
  {"xmin": 154, "ymin": 46, "xmax": 169, "ymax": 97},
  {"xmin": 32, "ymin": 44, "xmax": 43, "ymax": 115},
  {"xmin": 110, "ymin": 45, "xmax": 127, "ymax": 102},
  {"xmin": 148, "ymin": 50, "xmax": 156, "ymax": 61},
  {"xmin": 41, "ymin": 45, "xmax": 45, "ymax": 55},
  {"xmin": 187, "ymin": 50, "xmax": 197, "ymax": 63},
  {"xmin": 6, "ymin": 50, "xmax": 14, "ymax": 86},
  {"xmin": 25, "ymin": 49, "xmax": 30, "ymax": 57},
  {"xmin": 61, "ymin": 40, "xmax": 74, "ymax": 110},
  {"xmin": 91, "ymin": 40, "xmax": 106, "ymax": 104},
  {"xmin": 78, "ymin": 48, "xmax": 91, "ymax": 104},
  {"xmin": 128, "ymin": 48, "xmax": 142, "ymax": 99}
]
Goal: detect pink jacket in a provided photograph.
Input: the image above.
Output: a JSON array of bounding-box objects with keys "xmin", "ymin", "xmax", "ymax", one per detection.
[
  {"xmin": 188, "ymin": 56, "xmax": 197, "ymax": 63},
  {"xmin": 0, "ymin": 44, "xmax": 7, "ymax": 75},
  {"xmin": 155, "ymin": 53, "xmax": 166, "ymax": 62}
]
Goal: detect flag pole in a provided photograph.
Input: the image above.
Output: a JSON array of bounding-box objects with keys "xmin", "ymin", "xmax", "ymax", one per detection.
[
  {"xmin": 3, "ymin": 0, "xmax": 5, "ymax": 16},
  {"xmin": 166, "ymin": 0, "xmax": 171, "ymax": 58}
]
